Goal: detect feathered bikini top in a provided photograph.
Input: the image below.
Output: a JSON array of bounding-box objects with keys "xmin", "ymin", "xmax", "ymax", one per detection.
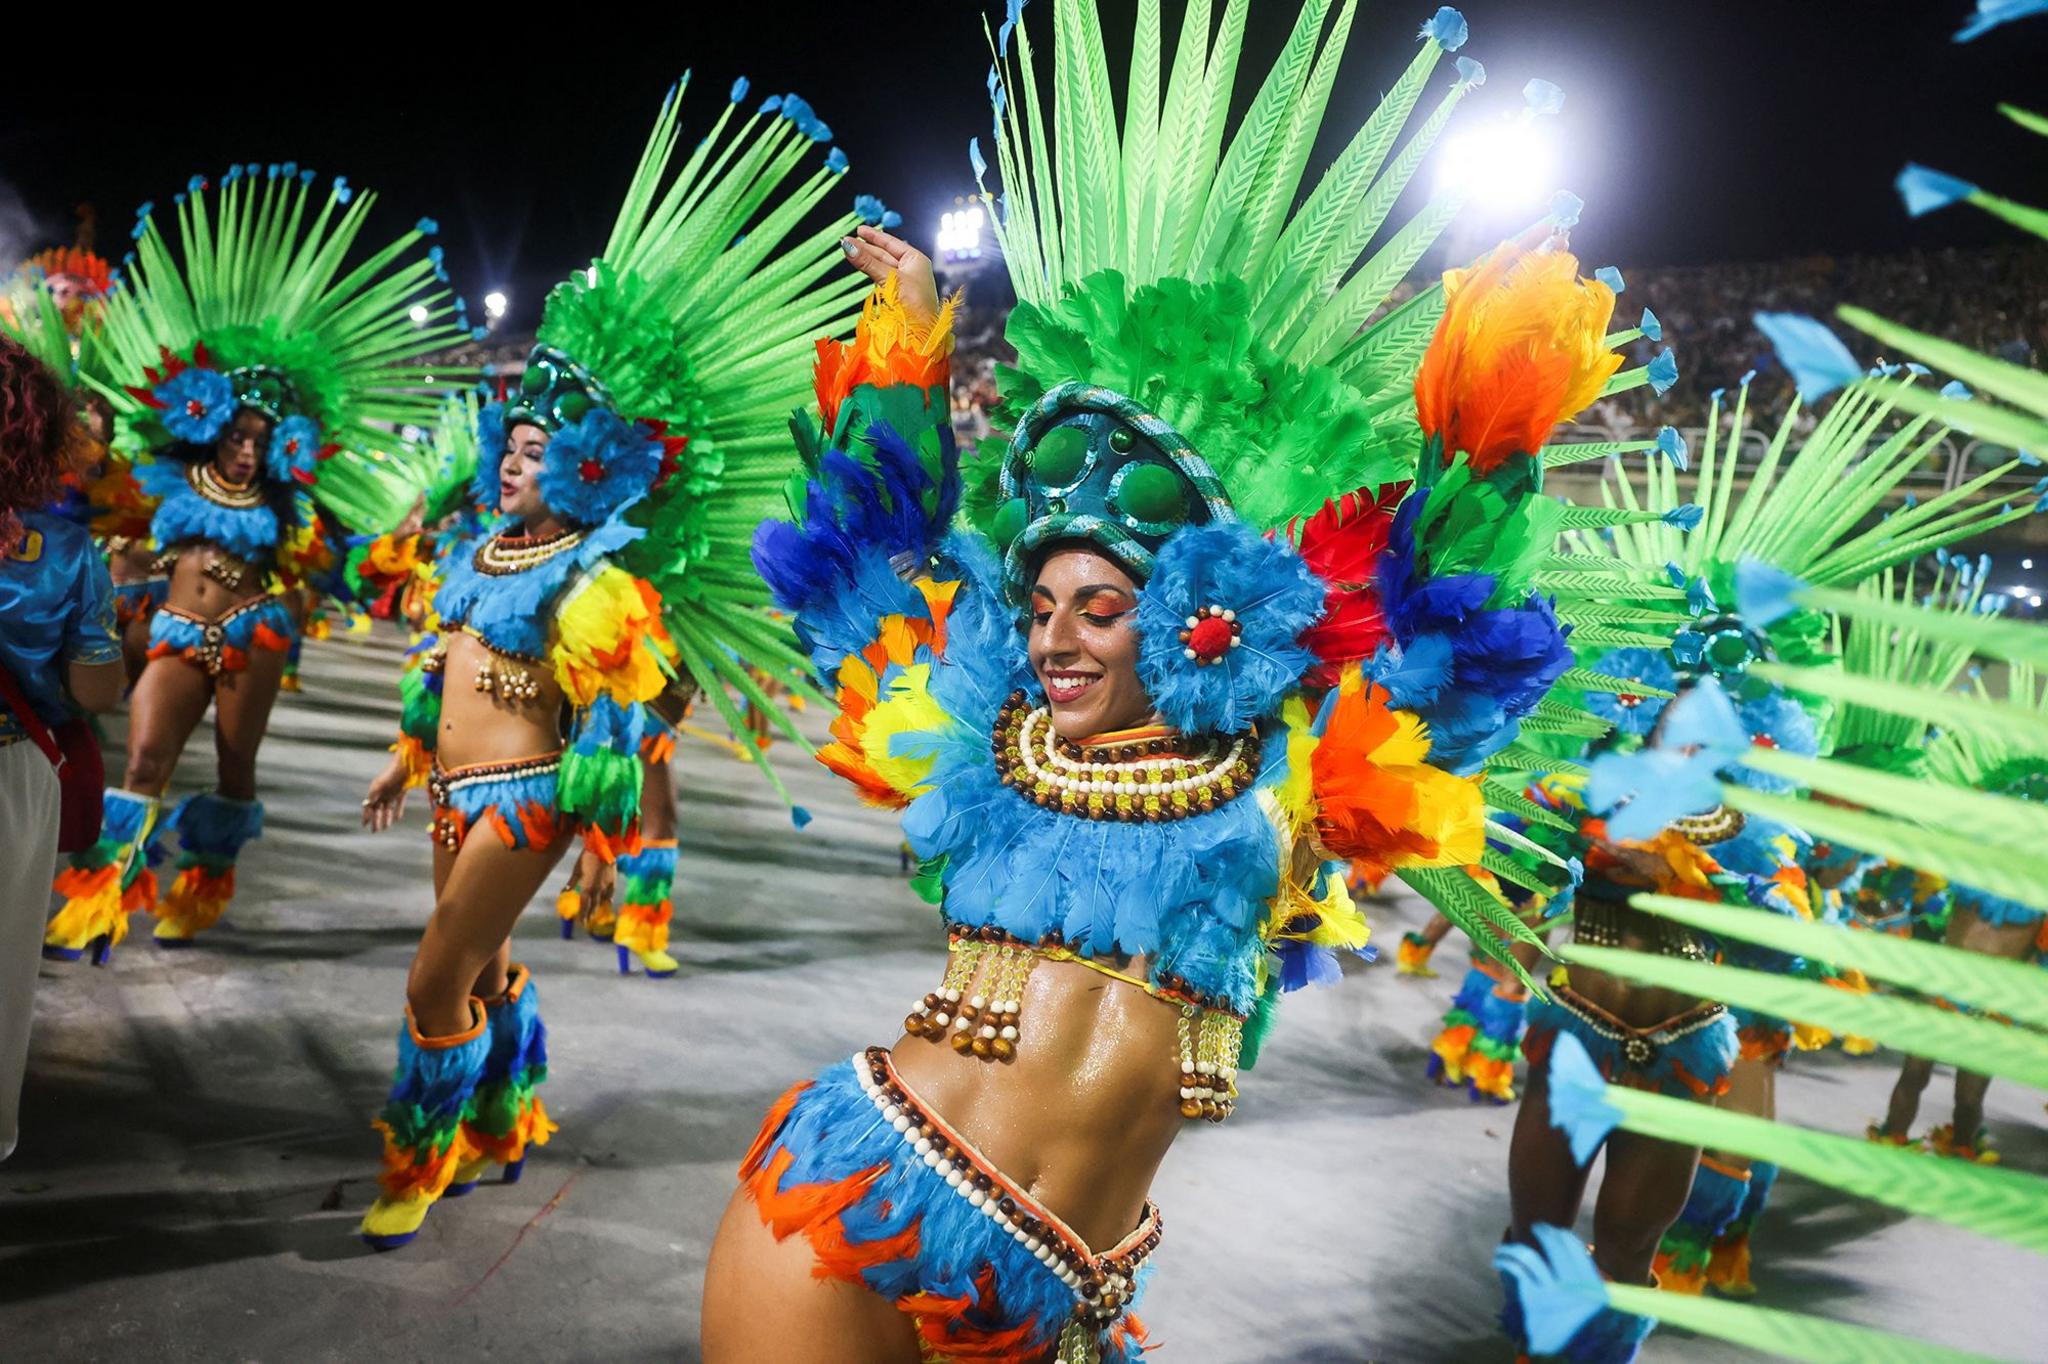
[
  {"xmin": 432, "ymin": 518, "xmax": 640, "ymax": 659},
  {"xmin": 143, "ymin": 460, "xmax": 279, "ymax": 562}
]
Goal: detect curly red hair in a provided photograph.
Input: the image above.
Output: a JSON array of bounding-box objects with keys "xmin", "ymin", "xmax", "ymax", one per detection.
[{"xmin": 0, "ymin": 335, "xmax": 84, "ymax": 555}]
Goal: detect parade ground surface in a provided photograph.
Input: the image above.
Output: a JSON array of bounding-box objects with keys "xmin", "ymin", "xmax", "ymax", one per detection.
[{"xmin": 3, "ymin": 628, "xmax": 2041, "ymax": 1363}]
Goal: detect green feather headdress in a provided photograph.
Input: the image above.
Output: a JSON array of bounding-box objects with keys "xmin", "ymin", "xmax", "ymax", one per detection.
[
  {"xmin": 84, "ymin": 164, "xmax": 469, "ymax": 528},
  {"xmin": 978, "ymin": 0, "xmax": 1499, "ymax": 531},
  {"xmin": 526, "ymin": 75, "xmax": 871, "ymax": 800}
]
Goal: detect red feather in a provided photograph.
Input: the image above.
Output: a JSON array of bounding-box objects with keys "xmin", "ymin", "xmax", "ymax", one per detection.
[{"xmin": 1291, "ymin": 483, "xmax": 1407, "ymax": 687}]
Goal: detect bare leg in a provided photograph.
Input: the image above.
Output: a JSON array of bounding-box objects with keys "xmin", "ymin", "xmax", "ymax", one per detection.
[
  {"xmin": 642, "ymin": 756, "xmax": 676, "ymax": 841},
  {"xmin": 1508, "ymin": 1065, "xmax": 1596, "ymax": 1238},
  {"xmin": 1705, "ymin": 1056, "xmax": 1774, "ymax": 1173},
  {"xmin": 211, "ymin": 644, "xmax": 290, "ymax": 800},
  {"xmin": 1942, "ymin": 906, "xmax": 2042, "ymax": 1143},
  {"xmin": 407, "ymin": 832, "xmax": 572, "ymax": 1038},
  {"xmin": 701, "ymin": 1184, "xmax": 921, "ymax": 1364},
  {"xmin": 1884, "ymin": 1056, "xmax": 1937, "ymax": 1135},
  {"xmin": 1594, "ymin": 1127, "xmax": 1706, "ymax": 1286},
  {"xmin": 122, "ymin": 657, "xmax": 215, "ymax": 795},
  {"xmin": 1952, "ymin": 1068, "xmax": 1994, "ymax": 1142}
]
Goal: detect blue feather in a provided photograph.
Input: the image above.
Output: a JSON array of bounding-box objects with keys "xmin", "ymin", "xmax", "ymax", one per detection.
[{"xmin": 1134, "ymin": 523, "xmax": 1323, "ymax": 734}]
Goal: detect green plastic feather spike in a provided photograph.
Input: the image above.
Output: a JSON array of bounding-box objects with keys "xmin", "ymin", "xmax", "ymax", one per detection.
[
  {"xmin": 527, "ymin": 77, "xmax": 867, "ymax": 802},
  {"xmin": 315, "ymin": 389, "xmax": 486, "ymax": 535},
  {"xmin": 1631, "ymin": 894, "xmax": 2048, "ymax": 1028},
  {"xmin": 88, "ymin": 167, "xmax": 470, "ymax": 511},
  {"xmin": 977, "ymin": 0, "xmax": 1488, "ymax": 470},
  {"xmin": 1399, "ymin": 865, "xmax": 1545, "ymax": 990},
  {"xmin": 0, "ymin": 282, "xmax": 84, "ymax": 384},
  {"xmin": 1824, "ymin": 563, "xmax": 1987, "ymax": 759}
]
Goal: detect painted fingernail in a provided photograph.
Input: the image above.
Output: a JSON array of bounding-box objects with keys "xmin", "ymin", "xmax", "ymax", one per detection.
[{"xmin": 840, "ymin": 237, "xmax": 857, "ymax": 256}]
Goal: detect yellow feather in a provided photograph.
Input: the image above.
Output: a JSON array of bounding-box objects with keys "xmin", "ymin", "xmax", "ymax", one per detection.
[
  {"xmin": 862, "ymin": 664, "xmax": 948, "ymax": 799},
  {"xmin": 552, "ymin": 566, "xmax": 672, "ymax": 707}
]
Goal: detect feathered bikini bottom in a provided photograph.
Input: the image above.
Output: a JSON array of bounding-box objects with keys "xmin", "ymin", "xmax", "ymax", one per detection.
[
  {"xmin": 427, "ymin": 753, "xmax": 564, "ymax": 854},
  {"xmin": 739, "ymin": 1047, "xmax": 1157, "ymax": 1364},
  {"xmin": 147, "ymin": 597, "xmax": 295, "ymax": 676},
  {"xmin": 1523, "ymin": 981, "xmax": 1738, "ymax": 1101}
]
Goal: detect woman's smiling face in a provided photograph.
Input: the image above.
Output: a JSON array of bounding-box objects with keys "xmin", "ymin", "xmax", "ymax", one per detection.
[{"xmin": 1026, "ymin": 543, "xmax": 1155, "ymax": 741}]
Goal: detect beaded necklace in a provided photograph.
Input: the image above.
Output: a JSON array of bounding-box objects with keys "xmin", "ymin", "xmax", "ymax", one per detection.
[
  {"xmin": 991, "ymin": 692, "xmax": 1259, "ymax": 822},
  {"xmin": 475, "ymin": 526, "xmax": 586, "ymax": 576},
  {"xmin": 189, "ymin": 462, "xmax": 264, "ymax": 509}
]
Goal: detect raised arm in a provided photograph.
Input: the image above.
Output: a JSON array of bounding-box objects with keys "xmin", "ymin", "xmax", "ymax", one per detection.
[{"xmin": 749, "ymin": 233, "xmax": 966, "ymax": 809}]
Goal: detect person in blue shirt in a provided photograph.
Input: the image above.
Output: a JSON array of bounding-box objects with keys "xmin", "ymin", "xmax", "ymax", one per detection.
[{"xmin": 0, "ymin": 335, "xmax": 123, "ymax": 1160}]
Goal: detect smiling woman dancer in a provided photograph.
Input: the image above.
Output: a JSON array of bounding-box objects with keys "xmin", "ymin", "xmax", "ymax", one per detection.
[
  {"xmin": 353, "ymin": 75, "xmax": 869, "ymax": 1250},
  {"xmin": 43, "ymin": 166, "xmax": 463, "ymax": 961},
  {"xmin": 697, "ymin": 5, "xmax": 1668, "ymax": 1357}
]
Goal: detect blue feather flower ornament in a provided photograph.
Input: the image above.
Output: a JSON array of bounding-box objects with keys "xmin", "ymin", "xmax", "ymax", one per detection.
[
  {"xmin": 1582, "ymin": 647, "xmax": 1674, "ymax": 739},
  {"xmin": 266, "ymin": 415, "xmax": 323, "ymax": 485},
  {"xmin": 155, "ymin": 366, "xmax": 237, "ymax": 445},
  {"xmin": 535, "ymin": 407, "xmax": 664, "ymax": 525},
  {"xmin": 1134, "ymin": 523, "xmax": 1325, "ymax": 734}
]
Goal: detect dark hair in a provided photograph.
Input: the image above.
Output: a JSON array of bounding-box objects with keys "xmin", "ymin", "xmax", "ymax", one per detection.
[{"xmin": 0, "ymin": 335, "xmax": 81, "ymax": 554}]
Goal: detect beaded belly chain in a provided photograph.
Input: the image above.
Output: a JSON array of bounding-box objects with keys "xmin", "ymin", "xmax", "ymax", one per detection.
[{"xmin": 902, "ymin": 697, "xmax": 1258, "ymax": 1122}]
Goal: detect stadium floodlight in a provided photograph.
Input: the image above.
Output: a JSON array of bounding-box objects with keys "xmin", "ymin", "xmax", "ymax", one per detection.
[
  {"xmin": 409, "ymin": 304, "xmax": 430, "ymax": 325},
  {"xmin": 1434, "ymin": 121, "xmax": 1557, "ymax": 212},
  {"xmin": 484, "ymin": 291, "xmax": 509, "ymax": 320},
  {"xmin": 937, "ymin": 204, "xmax": 987, "ymax": 262}
]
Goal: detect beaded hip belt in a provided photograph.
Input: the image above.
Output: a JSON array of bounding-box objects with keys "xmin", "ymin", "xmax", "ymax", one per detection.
[
  {"xmin": 1547, "ymin": 981, "xmax": 1728, "ymax": 1071},
  {"xmin": 901, "ymin": 925, "xmax": 1246, "ymax": 1122},
  {"xmin": 427, "ymin": 753, "xmax": 563, "ymax": 850},
  {"xmin": 1574, "ymin": 892, "xmax": 1712, "ymax": 961},
  {"xmin": 851, "ymin": 1045, "xmax": 1161, "ymax": 1348}
]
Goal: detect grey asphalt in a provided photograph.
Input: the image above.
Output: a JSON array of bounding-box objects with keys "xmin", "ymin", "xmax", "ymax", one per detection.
[{"xmin": 2, "ymin": 627, "xmax": 2040, "ymax": 1362}]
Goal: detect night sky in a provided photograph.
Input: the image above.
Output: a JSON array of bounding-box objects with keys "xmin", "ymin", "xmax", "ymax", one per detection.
[{"xmin": 5, "ymin": 2, "xmax": 2043, "ymax": 331}]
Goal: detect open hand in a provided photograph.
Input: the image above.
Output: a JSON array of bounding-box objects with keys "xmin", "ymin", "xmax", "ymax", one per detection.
[
  {"xmin": 840, "ymin": 224, "xmax": 939, "ymax": 332},
  {"xmin": 361, "ymin": 755, "xmax": 411, "ymax": 832}
]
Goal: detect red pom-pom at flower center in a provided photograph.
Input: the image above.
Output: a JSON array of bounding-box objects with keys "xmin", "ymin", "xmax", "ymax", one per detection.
[
  {"xmin": 186, "ymin": 399, "xmax": 207, "ymax": 418},
  {"xmin": 578, "ymin": 458, "xmax": 605, "ymax": 484},
  {"xmin": 1188, "ymin": 615, "xmax": 1235, "ymax": 661}
]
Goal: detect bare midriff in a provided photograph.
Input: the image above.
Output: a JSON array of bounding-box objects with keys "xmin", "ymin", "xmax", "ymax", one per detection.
[
  {"xmin": 164, "ymin": 544, "xmax": 269, "ymax": 618},
  {"xmin": 890, "ymin": 952, "xmax": 1186, "ymax": 1251},
  {"xmin": 436, "ymin": 631, "xmax": 567, "ymax": 769},
  {"xmin": 1566, "ymin": 904, "xmax": 1708, "ymax": 1030}
]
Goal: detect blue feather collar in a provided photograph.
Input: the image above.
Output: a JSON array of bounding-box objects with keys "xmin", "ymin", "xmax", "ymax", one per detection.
[
  {"xmin": 433, "ymin": 518, "xmax": 639, "ymax": 658},
  {"xmin": 889, "ymin": 537, "xmax": 1288, "ymax": 1014},
  {"xmin": 144, "ymin": 461, "xmax": 279, "ymax": 561}
]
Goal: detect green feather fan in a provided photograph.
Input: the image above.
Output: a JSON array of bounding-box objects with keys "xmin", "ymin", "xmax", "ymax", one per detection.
[{"xmin": 532, "ymin": 77, "xmax": 867, "ymax": 797}]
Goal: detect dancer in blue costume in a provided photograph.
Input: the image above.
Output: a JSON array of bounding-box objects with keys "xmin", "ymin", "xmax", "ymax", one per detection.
[
  {"xmin": 353, "ymin": 74, "xmax": 869, "ymax": 1250},
  {"xmin": 44, "ymin": 166, "xmax": 463, "ymax": 959},
  {"xmin": 698, "ymin": 6, "xmax": 1690, "ymax": 1357}
]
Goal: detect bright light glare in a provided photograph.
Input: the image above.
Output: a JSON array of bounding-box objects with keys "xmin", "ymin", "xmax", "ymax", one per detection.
[
  {"xmin": 484, "ymin": 291, "xmax": 508, "ymax": 320},
  {"xmin": 2026, "ymin": 557, "xmax": 2036, "ymax": 570},
  {"xmin": 408, "ymin": 304, "xmax": 429, "ymax": 325},
  {"xmin": 1434, "ymin": 123, "xmax": 1556, "ymax": 211},
  {"xmin": 937, "ymin": 205, "xmax": 986, "ymax": 258}
]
